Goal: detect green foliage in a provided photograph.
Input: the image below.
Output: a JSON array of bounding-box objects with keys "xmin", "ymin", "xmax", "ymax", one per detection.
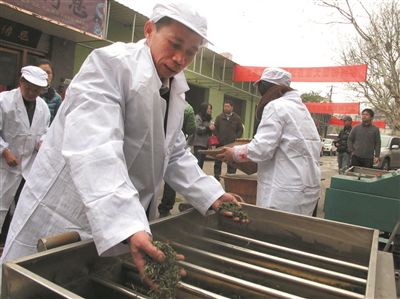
[
  {"xmin": 144, "ymin": 241, "xmax": 180, "ymax": 299},
  {"xmin": 219, "ymin": 202, "xmax": 249, "ymax": 222},
  {"xmin": 301, "ymin": 92, "xmax": 328, "ymax": 103}
]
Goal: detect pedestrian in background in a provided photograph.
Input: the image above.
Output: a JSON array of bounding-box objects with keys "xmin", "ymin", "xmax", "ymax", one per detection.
[
  {"xmin": 348, "ymin": 108, "xmax": 381, "ymax": 168},
  {"xmin": 334, "ymin": 115, "xmax": 352, "ymax": 174},
  {"xmin": 192, "ymin": 102, "xmax": 214, "ymax": 169},
  {"xmin": 213, "ymin": 100, "xmax": 243, "ymax": 180},
  {"xmin": 35, "ymin": 59, "xmax": 62, "ymax": 124},
  {"xmin": 0, "ymin": 66, "xmax": 50, "ymax": 238}
]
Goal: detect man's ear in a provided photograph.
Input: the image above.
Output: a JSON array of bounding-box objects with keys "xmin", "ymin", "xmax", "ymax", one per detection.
[{"xmin": 144, "ymin": 20, "xmax": 155, "ymax": 39}]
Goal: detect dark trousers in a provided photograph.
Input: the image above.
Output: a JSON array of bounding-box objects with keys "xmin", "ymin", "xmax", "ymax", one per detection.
[
  {"xmin": 193, "ymin": 145, "xmax": 207, "ymax": 169},
  {"xmin": 351, "ymin": 155, "xmax": 374, "ymax": 168},
  {"xmin": 158, "ymin": 183, "xmax": 176, "ymax": 215},
  {"xmin": 214, "ymin": 159, "xmax": 236, "ymax": 180},
  {"xmin": 1, "ymin": 178, "xmax": 25, "ymax": 245}
]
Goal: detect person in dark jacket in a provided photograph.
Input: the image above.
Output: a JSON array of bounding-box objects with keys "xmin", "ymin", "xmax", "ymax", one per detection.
[
  {"xmin": 213, "ymin": 100, "xmax": 243, "ymax": 180},
  {"xmin": 35, "ymin": 59, "xmax": 62, "ymax": 124},
  {"xmin": 192, "ymin": 102, "xmax": 214, "ymax": 169},
  {"xmin": 348, "ymin": 108, "xmax": 381, "ymax": 168},
  {"xmin": 334, "ymin": 116, "xmax": 352, "ymax": 173}
]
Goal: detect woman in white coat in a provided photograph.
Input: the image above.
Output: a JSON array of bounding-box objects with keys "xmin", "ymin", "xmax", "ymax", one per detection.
[
  {"xmin": 1, "ymin": 2, "xmax": 238, "ymax": 283},
  {"xmin": 218, "ymin": 68, "xmax": 321, "ymax": 216},
  {"xmin": 0, "ymin": 66, "xmax": 50, "ymax": 234}
]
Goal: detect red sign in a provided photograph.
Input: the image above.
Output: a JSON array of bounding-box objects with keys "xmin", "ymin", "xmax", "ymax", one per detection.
[
  {"xmin": 304, "ymin": 102, "xmax": 360, "ymax": 114},
  {"xmin": 233, "ymin": 65, "xmax": 368, "ymax": 82},
  {"xmin": 3, "ymin": 0, "xmax": 107, "ymax": 38}
]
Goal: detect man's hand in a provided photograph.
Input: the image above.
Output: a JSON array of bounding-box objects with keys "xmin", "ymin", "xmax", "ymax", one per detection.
[
  {"xmin": 128, "ymin": 231, "xmax": 164, "ymax": 288},
  {"xmin": 211, "ymin": 193, "xmax": 246, "ymax": 220},
  {"xmin": 374, "ymin": 156, "xmax": 380, "ymax": 165},
  {"xmin": 128, "ymin": 231, "xmax": 186, "ymax": 289},
  {"xmin": 216, "ymin": 147, "xmax": 234, "ymax": 163},
  {"xmin": 2, "ymin": 149, "xmax": 19, "ymax": 167},
  {"xmin": 211, "ymin": 193, "xmax": 249, "ymax": 223}
]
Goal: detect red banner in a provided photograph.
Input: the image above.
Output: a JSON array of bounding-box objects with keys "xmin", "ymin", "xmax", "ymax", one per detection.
[
  {"xmin": 328, "ymin": 117, "xmax": 386, "ymax": 128},
  {"xmin": 233, "ymin": 65, "xmax": 368, "ymax": 82},
  {"xmin": 304, "ymin": 102, "xmax": 360, "ymax": 114}
]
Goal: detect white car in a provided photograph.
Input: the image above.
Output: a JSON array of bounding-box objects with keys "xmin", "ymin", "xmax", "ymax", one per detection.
[
  {"xmin": 322, "ymin": 138, "xmax": 337, "ymax": 156},
  {"xmin": 375, "ymin": 135, "xmax": 400, "ymax": 170}
]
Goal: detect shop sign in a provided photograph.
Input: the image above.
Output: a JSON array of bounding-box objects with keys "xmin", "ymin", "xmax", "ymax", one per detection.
[
  {"xmin": 0, "ymin": 17, "xmax": 42, "ymax": 47},
  {"xmin": 3, "ymin": 0, "xmax": 107, "ymax": 38}
]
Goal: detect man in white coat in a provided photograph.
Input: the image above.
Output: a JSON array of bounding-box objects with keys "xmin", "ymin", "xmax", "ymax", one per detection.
[
  {"xmin": 1, "ymin": 1, "xmax": 237, "ymax": 282},
  {"xmin": 218, "ymin": 68, "xmax": 321, "ymax": 216},
  {"xmin": 0, "ymin": 66, "xmax": 50, "ymax": 235}
]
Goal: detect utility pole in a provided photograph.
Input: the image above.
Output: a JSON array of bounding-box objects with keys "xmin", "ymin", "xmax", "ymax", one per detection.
[
  {"xmin": 328, "ymin": 85, "xmax": 333, "ymax": 102},
  {"xmin": 324, "ymin": 85, "xmax": 334, "ymax": 138}
]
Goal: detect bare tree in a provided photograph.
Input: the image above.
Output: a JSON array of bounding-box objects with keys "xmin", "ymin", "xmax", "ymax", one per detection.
[{"xmin": 321, "ymin": 0, "xmax": 400, "ymax": 134}]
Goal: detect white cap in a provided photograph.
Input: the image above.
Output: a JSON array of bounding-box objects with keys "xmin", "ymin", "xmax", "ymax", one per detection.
[
  {"xmin": 150, "ymin": 1, "xmax": 211, "ymax": 46},
  {"xmin": 254, "ymin": 67, "xmax": 292, "ymax": 88},
  {"xmin": 21, "ymin": 66, "xmax": 48, "ymax": 87}
]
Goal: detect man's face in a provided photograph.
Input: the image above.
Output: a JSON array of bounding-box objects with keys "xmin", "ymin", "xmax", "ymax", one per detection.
[
  {"xmin": 38, "ymin": 64, "xmax": 53, "ymax": 84},
  {"xmin": 20, "ymin": 79, "xmax": 44, "ymax": 101},
  {"xmin": 361, "ymin": 111, "xmax": 372, "ymax": 123},
  {"xmin": 223, "ymin": 103, "xmax": 233, "ymax": 114},
  {"xmin": 207, "ymin": 105, "xmax": 212, "ymax": 115},
  {"xmin": 344, "ymin": 120, "xmax": 352, "ymax": 127},
  {"xmin": 145, "ymin": 20, "xmax": 202, "ymax": 79}
]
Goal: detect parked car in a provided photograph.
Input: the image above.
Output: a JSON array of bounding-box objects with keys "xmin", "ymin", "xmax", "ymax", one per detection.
[
  {"xmin": 322, "ymin": 138, "xmax": 337, "ymax": 156},
  {"xmin": 375, "ymin": 135, "xmax": 400, "ymax": 170}
]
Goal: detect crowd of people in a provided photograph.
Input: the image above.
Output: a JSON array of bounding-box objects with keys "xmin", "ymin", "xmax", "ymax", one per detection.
[{"xmin": 0, "ymin": 0, "xmax": 387, "ymax": 288}]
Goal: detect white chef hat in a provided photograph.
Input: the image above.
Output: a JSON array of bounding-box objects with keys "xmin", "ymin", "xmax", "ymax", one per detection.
[
  {"xmin": 21, "ymin": 66, "xmax": 48, "ymax": 87},
  {"xmin": 150, "ymin": 1, "xmax": 212, "ymax": 46},
  {"xmin": 254, "ymin": 67, "xmax": 292, "ymax": 88}
]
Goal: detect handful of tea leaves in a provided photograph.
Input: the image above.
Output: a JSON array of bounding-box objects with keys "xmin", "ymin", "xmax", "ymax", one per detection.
[
  {"xmin": 144, "ymin": 241, "xmax": 180, "ymax": 299},
  {"xmin": 218, "ymin": 202, "xmax": 250, "ymax": 223}
]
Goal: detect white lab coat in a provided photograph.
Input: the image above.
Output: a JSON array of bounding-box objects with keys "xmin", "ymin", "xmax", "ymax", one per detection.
[
  {"xmin": 0, "ymin": 88, "xmax": 50, "ymax": 230},
  {"xmin": 1, "ymin": 40, "xmax": 224, "ymax": 262},
  {"xmin": 235, "ymin": 91, "xmax": 320, "ymax": 215}
]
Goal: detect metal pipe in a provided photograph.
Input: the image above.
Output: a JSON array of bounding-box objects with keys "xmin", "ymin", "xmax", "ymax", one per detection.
[
  {"xmin": 365, "ymin": 229, "xmax": 380, "ymax": 299},
  {"xmin": 130, "ymin": 13, "xmax": 137, "ymax": 42},
  {"xmin": 384, "ymin": 221, "xmax": 400, "ymax": 251},
  {"xmin": 206, "ymin": 228, "xmax": 368, "ymax": 272},
  {"xmin": 199, "ymin": 47, "xmax": 204, "ymax": 73},
  {"xmin": 173, "ymin": 242, "xmax": 364, "ymax": 299},
  {"xmin": 178, "ymin": 281, "xmax": 230, "ymax": 299},
  {"xmin": 105, "ymin": 0, "xmax": 111, "ymax": 39},
  {"xmin": 211, "ymin": 53, "xmax": 215, "ymax": 78},
  {"xmin": 192, "ymin": 235, "xmax": 366, "ymax": 285},
  {"xmin": 179, "ymin": 260, "xmax": 305, "ymax": 299},
  {"xmin": 37, "ymin": 231, "xmax": 81, "ymax": 252},
  {"xmin": 192, "ymin": 53, "xmax": 197, "ymax": 71},
  {"xmin": 122, "ymin": 262, "xmax": 229, "ymax": 299},
  {"xmin": 222, "ymin": 59, "xmax": 226, "ymax": 82},
  {"xmin": 90, "ymin": 276, "xmax": 147, "ymax": 299}
]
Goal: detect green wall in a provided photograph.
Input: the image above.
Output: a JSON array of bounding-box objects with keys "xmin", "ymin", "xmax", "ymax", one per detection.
[
  {"xmin": 107, "ymin": 18, "xmax": 133, "ymax": 42},
  {"xmin": 208, "ymin": 88, "xmax": 224, "ymax": 120},
  {"xmin": 73, "ymin": 45, "xmax": 92, "ymax": 75},
  {"xmin": 244, "ymin": 97, "xmax": 256, "ymax": 138}
]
